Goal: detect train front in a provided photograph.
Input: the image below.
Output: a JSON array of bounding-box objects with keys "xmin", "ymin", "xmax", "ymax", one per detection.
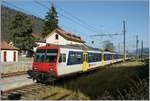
[{"xmin": 28, "ymin": 46, "xmax": 60, "ymax": 83}]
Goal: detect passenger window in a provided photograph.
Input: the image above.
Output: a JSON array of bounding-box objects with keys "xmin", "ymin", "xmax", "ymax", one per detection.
[
  {"xmin": 62, "ymin": 54, "xmax": 66, "ymax": 62},
  {"xmin": 67, "ymin": 51, "xmax": 82, "ymax": 65}
]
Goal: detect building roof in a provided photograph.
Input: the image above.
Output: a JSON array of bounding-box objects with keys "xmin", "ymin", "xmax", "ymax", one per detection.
[
  {"xmin": 36, "ymin": 39, "xmax": 46, "ymax": 43},
  {"xmin": 0, "ymin": 41, "xmax": 19, "ymax": 50},
  {"xmin": 45, "ymin": 28, "xmax": 85, "ymax": 43},
  {"xmin": 32, "ymin": 33, "xmax": 42, "ymax": 39}
]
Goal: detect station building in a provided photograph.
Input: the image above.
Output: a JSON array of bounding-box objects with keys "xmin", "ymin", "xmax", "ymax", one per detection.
[
  {"xmin": 33, "ymin": 28, "xmax": 85, "ymax": 51},
  {"xmin": 1, "ymin": 41, "xmax": 19, "ymax": 62}
]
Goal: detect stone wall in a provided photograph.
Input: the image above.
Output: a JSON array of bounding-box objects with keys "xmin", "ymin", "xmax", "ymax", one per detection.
[{"xmin": 1, "ymin": 62, "xmax": 32, "ymax": 74}]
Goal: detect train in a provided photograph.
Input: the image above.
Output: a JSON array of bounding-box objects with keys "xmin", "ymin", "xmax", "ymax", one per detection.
[{"xmin": 28, "ymin": 44, "xmax": 124, "ymax": 82}]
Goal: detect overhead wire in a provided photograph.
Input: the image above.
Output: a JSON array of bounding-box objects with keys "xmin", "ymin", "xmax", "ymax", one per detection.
[
  {"xmin": 56, "ymin": 6, "xmax": 100, "ymax": 33},
  {"xmin": 2, "ymin": 1, "xmax": 42, "ymax": 18},
  {"xmin": 3, "ymin": 1, "xmax": 125, "ymax": 49},
  {"xmin": 34, "ymin": 1, "xmax": 101, "ymax": 35}
]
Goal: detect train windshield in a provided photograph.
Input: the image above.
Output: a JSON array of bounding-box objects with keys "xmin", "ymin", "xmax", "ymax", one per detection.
[{"xmin": 35, "ymin": 49, "xmax": 58, "ymax": 63}]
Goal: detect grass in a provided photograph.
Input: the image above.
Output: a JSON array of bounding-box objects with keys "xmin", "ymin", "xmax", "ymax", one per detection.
[{"xmin": 56, "ymin": 60, "xmax": 149, "ymax": 100}]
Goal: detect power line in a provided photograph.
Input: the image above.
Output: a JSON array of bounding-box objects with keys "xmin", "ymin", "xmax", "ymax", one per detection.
[
  {"xmin": 90, "ymin": 33, "xmax": 121, "ymax": 37},
  {"xmin": 34, "ymin": 1, "xmax": 101, "ymax": 34},
  {"xmin": 46, "ymin": 1, "xmax": 101, "ymax": 33},
  {"xmin": 56, "ymin": 6, "xmax": 100, "ymax": 33},
  {"xmin": 2, "ymin": 1, "xmax": 42, "ymax": 18},
  {"xmin": 59, "ymin": 23, "xmax": 84, "ymax": 36}
]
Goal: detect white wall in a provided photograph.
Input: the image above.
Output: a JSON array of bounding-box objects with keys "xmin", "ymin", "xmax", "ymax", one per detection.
[
  {"xmin": 46, "ymin": 32, "xmax": 70, "ymax": 45},
  {"xmin": 46, "ymin": 32, "xmax": 82, "ymax": 45},
  {"xmin": 33, "ymin": 32, "xmax": 83, "ymax": 52},
  {"xmin": 1, "ymin": 50, "xmax": 18, "ymax": 62},
  {"xmin": 33, "ymin": 42, "xmax": 46, "ymax": 52}
]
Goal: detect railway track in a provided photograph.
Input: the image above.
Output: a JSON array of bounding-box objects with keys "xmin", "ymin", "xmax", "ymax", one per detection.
[
  {"xmin": 1, "ymin": 83, "xmax": 73, "ymax": 100},
  {"xmin": 1, "ymin": 71, "xmax": 27, "ymax": 78},
  {"xmin": 1, "ymin": 59, "xmax": 138, "ymax": 100}
]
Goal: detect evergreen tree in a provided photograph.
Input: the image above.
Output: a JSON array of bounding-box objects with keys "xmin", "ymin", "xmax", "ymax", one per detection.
[
  {"xmin": 42, "ymin": 4, "xmax": 59, "ymax": 37},
  {"xmin": 10, "ymin": 13, "xmax": 35, "ymax": 51}
]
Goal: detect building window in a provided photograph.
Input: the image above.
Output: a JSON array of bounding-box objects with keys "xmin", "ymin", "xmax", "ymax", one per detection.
[
  {"xmin": 55, "ymin": 34, "xmax": 59, "ymax": 40},
  {"xmin": 4, "ymin": 51, "xmax": 7, "ymax": 62},
  {"xmin": 14, "ymin": 51, "xmax": 16, "ymax": 62}
]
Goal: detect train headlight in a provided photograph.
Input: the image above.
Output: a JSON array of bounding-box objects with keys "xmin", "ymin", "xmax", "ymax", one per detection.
[{"xmin": 33, "ymin": 67, "xmax": 38, "ymax": 71}]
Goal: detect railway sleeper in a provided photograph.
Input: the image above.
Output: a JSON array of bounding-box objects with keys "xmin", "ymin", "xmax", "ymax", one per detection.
[
  {"xmin": 7, "ymin": 92, "xmax": 22, "ymax": 100},
  {"xmin": 47, "ymin": 92, "xmax": 70, "ymax": 100},
  {"xmin": 22, "ymin": 90, "xmax": 51, "ymax": 100},
  {"xmin": 1, "ymin": 95, "xmax": 8, "ymax": 100},
  {"xmin": 42, "ymin": 92, "xmax": 58, "ymax": 100},
  {"xmin": 57, "ymin": 93, "xmax": 70, "ymax": 100}
]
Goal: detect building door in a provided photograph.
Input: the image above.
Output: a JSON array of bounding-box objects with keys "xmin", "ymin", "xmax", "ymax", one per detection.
[
  {"xmin": 4, "ymin": 51, "xmax": 7, "ymax": 62},
  {"xmin": 82, "ymin": 51, "xmax": 89, "ymax": 72},
  {"xmin": 14, "ymin": 51, "xmax": 16, "ymax": 62}
]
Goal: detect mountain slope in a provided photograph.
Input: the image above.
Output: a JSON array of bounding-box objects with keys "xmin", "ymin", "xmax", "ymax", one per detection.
[
  {"xmin": 131, "ymin": 48, "xmax": 149, "ymax": 56},
  {"xmin": 1, "ymin": 6, "xmax": 44, "ymax": 41}
]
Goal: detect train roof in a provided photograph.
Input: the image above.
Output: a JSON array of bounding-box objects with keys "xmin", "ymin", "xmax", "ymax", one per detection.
[
  {"xmin": 38, "ymin": 44, "xmax": 122, "ymax": 54},
  {"xmin": 60, "ymin": 44, "xmax": 101, "ymax": 51}
]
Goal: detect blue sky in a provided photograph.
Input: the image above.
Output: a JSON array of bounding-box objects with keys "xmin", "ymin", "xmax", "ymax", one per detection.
[{"xmin": 2, "ymin": 0, "xmax": 149, "ymax": 52}]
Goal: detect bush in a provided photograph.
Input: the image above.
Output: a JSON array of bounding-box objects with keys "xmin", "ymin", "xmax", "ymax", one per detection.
[{"xmin": 99, "ymin": 78, "xmax": 149, "ymax": 100}]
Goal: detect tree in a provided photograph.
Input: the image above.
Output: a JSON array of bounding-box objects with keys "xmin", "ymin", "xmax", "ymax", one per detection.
[
  {"xmin": 103, "ymin": 40, "xmax": 115, "ymax": 52},
  {"xmin": 10, "ymin": 13, "xmax": 35, "ymax": 51},
  {"xmin": 42, "ymin": 4, "xmax": 59, "ymax": 37}
]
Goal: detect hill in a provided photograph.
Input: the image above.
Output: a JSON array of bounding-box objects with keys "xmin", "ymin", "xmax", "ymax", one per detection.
[
  {"xmin": 131, "ymin": 47, "xmax": 149, "ymax": 56},
  {"xmin": 1, "ymin": 6, "xmax": 44, "ymax": 41}
]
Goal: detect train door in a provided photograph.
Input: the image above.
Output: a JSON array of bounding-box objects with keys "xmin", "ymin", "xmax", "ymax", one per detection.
[{"xmin": 82, "ymin": 51, "xmax": 89, "ymax": 72}]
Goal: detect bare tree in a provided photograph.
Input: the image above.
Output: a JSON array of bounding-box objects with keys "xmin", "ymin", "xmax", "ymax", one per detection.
[{"xmin": 103, "ymin": 40, "xmax": 115, "ymax": 52}]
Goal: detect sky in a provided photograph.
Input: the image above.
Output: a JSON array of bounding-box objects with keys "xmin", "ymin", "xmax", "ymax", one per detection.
[{"xmin": 2, "ymin": 0, "xmax": 149, "ymax": 53}]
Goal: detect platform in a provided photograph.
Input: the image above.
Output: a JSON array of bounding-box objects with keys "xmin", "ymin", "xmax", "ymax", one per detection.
[{"xmin": 0, "ymin": 74, "xmax": 34, "ymax": 91}]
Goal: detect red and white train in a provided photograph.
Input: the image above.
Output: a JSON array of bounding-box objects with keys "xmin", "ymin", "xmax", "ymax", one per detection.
[{"xmin": 28, "ymin": 44, "xmax": 123, "ymax": 82}]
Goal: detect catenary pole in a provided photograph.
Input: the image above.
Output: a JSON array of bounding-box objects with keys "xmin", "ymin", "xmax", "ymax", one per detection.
[
  {"xmin": 141, "ymin": 40, "xmax": 143, "ymax": 59},
  {"xmin": 136, "ymin": 35, "xmax": 139, "ymax": 60},
  {"xmin": 123, "ymin": 20, "xmax": 126, "ymax": 62}
]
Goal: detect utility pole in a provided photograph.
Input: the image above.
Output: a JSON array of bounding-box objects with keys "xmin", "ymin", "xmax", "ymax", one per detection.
[
  {"xmin": 118, "ymin": 43, "xmax": 120, "ymax": 53},
  {"xmin": 136, "ymin": 35, "xmax": 139, "ymax": 60},
  {"xmin": 141, "ymin": 40, "xmax": 143, "ymax": 59},
  {"xmin": 123, "ymin": 20, "xmax": 126, "ymax": 62}
]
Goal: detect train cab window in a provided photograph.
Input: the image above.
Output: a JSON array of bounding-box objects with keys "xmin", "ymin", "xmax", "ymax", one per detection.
[
  {"xmin": 35, "ymin": 54, "xmax": 45, "ymax": 62},
  {"xmin": 45, "ymin": 55, "xmax": 57, "ymax": 62}
]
